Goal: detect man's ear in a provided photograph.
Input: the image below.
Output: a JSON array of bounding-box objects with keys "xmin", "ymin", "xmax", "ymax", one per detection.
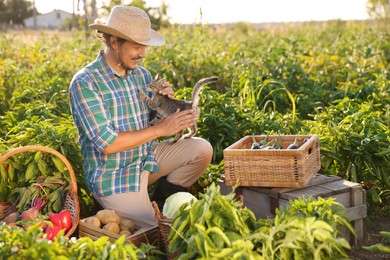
[{"xmin": 110, "ymin": 36, "xmax": 119, "ymax": 51}]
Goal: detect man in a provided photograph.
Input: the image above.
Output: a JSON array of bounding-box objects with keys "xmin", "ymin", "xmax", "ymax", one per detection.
[{"xmin": 69, "ymin": 6, "xmax": 212, "ymax": 223}]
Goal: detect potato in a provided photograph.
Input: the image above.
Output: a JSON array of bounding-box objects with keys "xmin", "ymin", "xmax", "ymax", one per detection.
[
  {"xmin": 119, "ymin": 219, "xmax": 135, "ymax": 232},
  {"xmin": 7, "ymin": 223, "xmax": 18, "ymax": 228},
  {"xmin": 84, "ymin": 216, "xmax": 101, "ymax": 228},
  {"xmin": 96, "ymin": 209, "xmax": 121, "ymax": 225},
  {"xmin": 4, "ymin": 212, "xmax": 21, "ymax": 224},
  {"xmin": 119, "ymin": 230, "xmax": 132, "ymax": 237},
  {"xmin": 103, "ymin": 222, "xmax": 120, "ymax": 234}
]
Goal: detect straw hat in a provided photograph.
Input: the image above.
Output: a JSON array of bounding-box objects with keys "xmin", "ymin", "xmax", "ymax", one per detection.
[{"xmin": 89, "ymin": 5, "xmax": 165, "ymax": 46}]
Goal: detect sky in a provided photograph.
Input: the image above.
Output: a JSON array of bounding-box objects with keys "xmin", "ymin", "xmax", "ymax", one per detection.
[{"xmin": 34, "ymin": 0, "xmax": 370, "ymax": 24}]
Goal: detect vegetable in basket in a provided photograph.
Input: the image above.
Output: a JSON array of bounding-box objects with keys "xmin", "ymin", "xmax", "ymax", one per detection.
[
  {"xmin": 45, "ymin": 225, "xmax": 64, "ymax": 241},
  {"xmin": 250, "ymin": 137, "xmax": 260, "ymax": 149},
  {"xmin": 21, "ymin": 195, "xmax": 46, "ymax": 221},
  {"xmin": 287, "ymin": 137, "xmax": 299, "ymax": 149},
  {"xmin": 49, "ymin": 210, "xmax": 72, "ymax": 232},
  {"xmin": 162, "ymin": 192, "xmax": 197, "ymax": 219}
]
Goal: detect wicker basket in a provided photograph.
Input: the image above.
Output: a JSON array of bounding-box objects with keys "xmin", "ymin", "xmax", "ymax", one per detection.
[
  {"xmin": 152, "ymin": 201, "xmax": 179, "ymax": 260},
  {"xmin": 223, "ymin": 135, "xmax": 321, "ymax": 188},
  {"xmin": 0, "ymin": 201, "xmax": 14, "ymax": 220},
  {"xmin": 0, "ymin": 145, "xmax": 80, "ymax": 237}
]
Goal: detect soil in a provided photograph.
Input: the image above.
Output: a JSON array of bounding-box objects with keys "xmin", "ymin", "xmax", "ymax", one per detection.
[{"xmin": 347, "ymin": 216, "xmax": 390, "ymax": 260}]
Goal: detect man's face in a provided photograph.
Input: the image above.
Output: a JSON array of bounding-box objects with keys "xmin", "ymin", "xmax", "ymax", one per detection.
[{"xmin": 117, "ymin": 40, "xmax": 147, "ymax": 70}]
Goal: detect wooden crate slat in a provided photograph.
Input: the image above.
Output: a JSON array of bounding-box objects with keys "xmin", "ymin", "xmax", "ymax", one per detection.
[{"xmin": 344, "ymin": 204, "xmax": 367, "ymax": 221}]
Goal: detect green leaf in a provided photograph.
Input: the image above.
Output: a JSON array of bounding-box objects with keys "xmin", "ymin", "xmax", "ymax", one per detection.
[
  {"xmin": 0, "ymin": 164, "xmax": 7, "ymax": 181},
  {"xmin": 362, "ymin": 244, "xmax": 390, "ymax": 253},
  {"xmin": 310, "ymin": 220, "xmax": 334, "ymax": 232},
  {"xmin": 37, "ymin": 158, "xmax": 48, "ymax": 175},
  {"xmin": 51, "ymin": 156, "xmax": 66, "ymax": 173},
  {"xmin": 25, "ymin": 162, "xmax": 37, "ymax": 181}
]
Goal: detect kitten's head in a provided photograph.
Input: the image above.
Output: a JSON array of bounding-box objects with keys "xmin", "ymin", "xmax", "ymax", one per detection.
[{"xmin": 147, "ymin": 74, "xmax": 165, "ymax": 92}]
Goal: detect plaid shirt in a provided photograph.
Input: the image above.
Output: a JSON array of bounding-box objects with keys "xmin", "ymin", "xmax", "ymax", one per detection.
[{"xmin": 69, "ymin": 51, "xmax": 159, "ymax": 197}]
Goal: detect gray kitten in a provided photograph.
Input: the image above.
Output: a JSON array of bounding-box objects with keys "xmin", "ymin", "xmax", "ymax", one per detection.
[{"xmin": 139, "ymin": 74, "xmax": 219, "ymax": 143}]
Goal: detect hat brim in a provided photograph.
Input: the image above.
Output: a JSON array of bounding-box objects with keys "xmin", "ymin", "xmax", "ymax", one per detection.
[{"xmin": 89, "ymin": 23, "xmax": 165, "ymax": 46}]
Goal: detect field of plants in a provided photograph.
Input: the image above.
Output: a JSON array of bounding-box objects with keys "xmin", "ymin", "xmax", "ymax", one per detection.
[{"xmin": 0, "ymin": 20, "xmax": 389, "ymax": 258}]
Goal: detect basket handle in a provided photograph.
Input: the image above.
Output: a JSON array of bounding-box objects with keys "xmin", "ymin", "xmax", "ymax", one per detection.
[
  {"xmin": 152, "ymin": 201, "xmax": 163, "ymax": 222},
  {"xmin": 0, "ymin": 145, "xmax": 78, "ymax": 195}
]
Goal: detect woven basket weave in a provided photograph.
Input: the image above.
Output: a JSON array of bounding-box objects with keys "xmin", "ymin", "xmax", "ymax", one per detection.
[
  {"xmin": 0, "ymin": 145, "xmax": 80, "ymax": 237},
  {"xmin": 223, "ymin": 135, "xmax": 321, "ymax": 188},
  {"xmin": 152, "ymin": 201, "xmax": 179, "ymax": 260},
  {"xmin": 0, "ymin": 201, "xmax": 14, "ymax": 220}
]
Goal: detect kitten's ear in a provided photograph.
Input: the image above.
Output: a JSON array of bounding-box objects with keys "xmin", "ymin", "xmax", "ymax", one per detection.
[{"xmin": 155, "ymin": 74, "xmax": 161, "ymax": 80}]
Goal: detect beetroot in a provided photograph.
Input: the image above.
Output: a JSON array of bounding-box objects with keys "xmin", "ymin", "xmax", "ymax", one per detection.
[{"xmin": 21, "ymin": 196, "xmax": 47, "ymax": 221}]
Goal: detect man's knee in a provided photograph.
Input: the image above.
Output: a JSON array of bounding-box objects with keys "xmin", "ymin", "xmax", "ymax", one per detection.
[{"xmin": 190, "ymin": 137, "xmax": 213, "ymax": 161}]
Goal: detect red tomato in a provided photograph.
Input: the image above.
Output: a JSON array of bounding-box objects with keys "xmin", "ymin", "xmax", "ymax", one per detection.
[
  {"xmin": 59, "ymin": 210, "xmax": 72, "ymax": 232},
  {"xmin": 49, "ymin": 213, "xmax": 62, "ymax": 227},
  {"xmin": 49, "ymin": 210, "xmax": 72, "ymax": 233},
  {"xmin": 45, "ymin": 225, "xmax": 63, "ymax": 241}
]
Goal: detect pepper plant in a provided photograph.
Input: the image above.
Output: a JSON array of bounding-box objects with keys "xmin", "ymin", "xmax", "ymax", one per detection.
[
  {"xmin": 169, "ymin": 183, "xmax": 353, "ymax": 259},
  {"xmin": 308, "ymin": 97, "xmax": 390, "ymax": 207}
]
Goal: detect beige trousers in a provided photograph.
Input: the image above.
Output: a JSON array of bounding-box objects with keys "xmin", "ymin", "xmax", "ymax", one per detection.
[
  {"xmin": 94, "ymin": 137, "xmax": 213, "ymax": 223},
  {"xmin": 93, "ymin": 170, "xmax": 156, "ymax": 223},
  {"xmin": 149, "ymin": 137, "xmax": 213, "ymax": 187}
]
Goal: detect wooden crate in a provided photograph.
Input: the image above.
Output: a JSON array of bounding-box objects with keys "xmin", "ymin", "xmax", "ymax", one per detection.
[
  {"xmin": 223, "ymin": 135, "xmax": 320, "ymax": 188},
  {"xmin": 78, "ymin": 213, "xmax": 160, "ymax": 247},
  {"xmin": 238, "ymin": 174, "xmax": 367, "ymax": 247}
]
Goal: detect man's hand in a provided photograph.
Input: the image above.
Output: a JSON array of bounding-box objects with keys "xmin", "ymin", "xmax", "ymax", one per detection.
[
  {"xmin": 154, "ymin": 109, "xmax": 198, "ymax": 137},
  {"xmin": 158, "ymin": 81, "xmax": 175, "ymax": 99}
]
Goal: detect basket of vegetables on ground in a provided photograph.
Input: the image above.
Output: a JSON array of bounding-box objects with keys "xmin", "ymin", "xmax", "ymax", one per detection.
[
  {"xmin": 223, "ymin": 133, "xmax": 321, "ymax": 188},
  {"xmin": 152, "ymin": 191, "xmax": 245, "ymax": 259},
  {"xmin": 152, "ymin": 192, "xmax": 198, "ymax": 259},
  {"xmin": 0, "ymin": 145, "xmax": 80, "ymax": 240}
]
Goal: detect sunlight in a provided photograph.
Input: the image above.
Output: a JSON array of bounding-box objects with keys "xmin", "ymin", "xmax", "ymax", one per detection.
[{"xmin": 34, "ymin": 0, "xmax": 369, "ymax": 24}]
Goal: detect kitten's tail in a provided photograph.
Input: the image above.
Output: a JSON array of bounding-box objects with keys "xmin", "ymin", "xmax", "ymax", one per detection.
[{"xmin": 192, "ymin": 76, "xmax": 219, "ymax": 108}]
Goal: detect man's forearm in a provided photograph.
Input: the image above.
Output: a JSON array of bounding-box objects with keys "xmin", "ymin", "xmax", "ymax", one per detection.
[{"xmin": 102, "ymin": 126, "xmax": 160, "ymax": 154}]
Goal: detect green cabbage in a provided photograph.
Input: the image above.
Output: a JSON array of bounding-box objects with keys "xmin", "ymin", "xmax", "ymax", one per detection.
[{"xmin": 162, "ymin": 192, "xmax": 197, "ymax": 219}]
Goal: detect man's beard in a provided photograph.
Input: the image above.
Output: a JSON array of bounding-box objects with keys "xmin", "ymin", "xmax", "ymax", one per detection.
[{"xmin": 118, "ymin": 56, "xmax": 138, "ymax": 70}]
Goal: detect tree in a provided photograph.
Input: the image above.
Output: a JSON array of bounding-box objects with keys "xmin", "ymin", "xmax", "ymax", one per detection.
[
  {"xmin": 98, "ymin": 0, "xmax": 122, "ymax": 17},
  {"xmin": 0, "ymin": 0, "xmax": 35, "ymax": 25},
  {"xmin": 366, "ymin": 0, "xmax": 390, "ymax": 19},
  {"xmin": 0, "ymin": 0, "xmax": 7, "ymax": 24}
]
